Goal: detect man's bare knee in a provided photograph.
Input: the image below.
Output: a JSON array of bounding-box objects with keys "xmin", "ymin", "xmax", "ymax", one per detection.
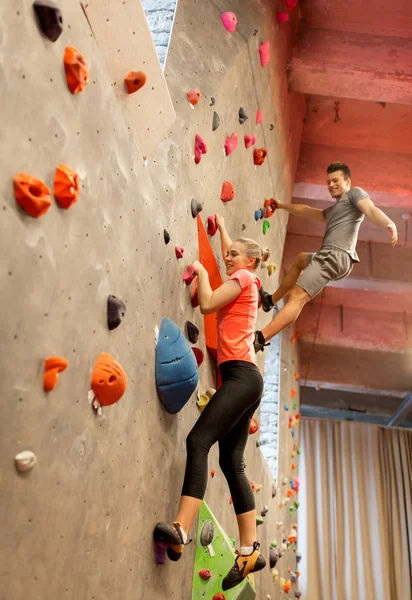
[{"xmin": 289, "ymin": 285, "xmax": 311, "ymax": 307}]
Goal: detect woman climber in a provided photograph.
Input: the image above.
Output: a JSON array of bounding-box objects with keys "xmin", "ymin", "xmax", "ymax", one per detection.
[{"xmin": 154, "ymin": 214, "xmax": 270, "ymax": 591}]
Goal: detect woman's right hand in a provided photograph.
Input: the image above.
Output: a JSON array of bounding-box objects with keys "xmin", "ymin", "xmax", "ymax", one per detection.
[{"xmin": 215, "ymin": 214, "xmax": 225, "ymax": 229}]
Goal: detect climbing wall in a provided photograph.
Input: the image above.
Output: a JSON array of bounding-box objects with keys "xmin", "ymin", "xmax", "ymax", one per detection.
[{"xmin": 0, "ymin": 0, "xmax": 305, "ymax": 599}]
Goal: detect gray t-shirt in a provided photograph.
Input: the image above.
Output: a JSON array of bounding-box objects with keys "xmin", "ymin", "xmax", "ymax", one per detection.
[{"xmin": 321, "ymin": 187, "xmax": 369, "ymax": 262}]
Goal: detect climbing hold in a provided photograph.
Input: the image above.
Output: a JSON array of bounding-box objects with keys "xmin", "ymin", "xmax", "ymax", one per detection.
[
  {"xmin": 249, "ymin": 417, "xmax": 259, "ymax": 434},
  {"xmin": 33, "ymin": 0, "xmax": 63, "ymax": 42},
  {"xmin": 241, "ymin": 224, "xmax": 246, "ymax": 231},
  {"xmin": 64, "ymin": 46, "xmax": 89, "ymax": 94},
  {"xmin": 198, "ymin": 568, "xmax": 211, "ymax": 580},
  {"xmin": 284, "ymin": 404, "xmax": 289, "ymax": 411},
  {"xmin": 239, "ymin": 107, "xmax": 248, "ymax": 124},
  {"xmin": 213, "ymin": 595, "xmax": 226, "ymax": 600},
  {"xmin": 91, "ymin": 352, "xmax": 127, "ymax": 407},
  {"xmin": 124, "ymin": 71, "xmax": 147, "ymax": 94},
  {"xmin": 270, "ymin": 547, "xmax": 279, "ymax": 568},
  {"xmin": 291, "ymin": 463, "xmax": 297, "ymax": 470},
  {"xmin": 255, "ymin": 483, "xmax": 263, "ymax": 492},
  {"xmin": 194, "ymin": 134, "xmax": 208, "ymax": 164},
  {"xmin": 244, "ymin": 135, "xmax": 256, "ymax": 148},
  {"xmin": 200, "ymin": 520, "xmax": 214, "ymax": 546},
  {"xmin": 164, "ymin": 229, "xmax": 171, "ymax": 244},
  {"xmin": 267, "ymin": 263, "xmax": 277, "ymax": 276},
  {"xmin": 186, "ymin": 321, "xmax": 199, "ymax": 344},
  {"xmin": 107, "ymin": 295, "xmax": 126, "ymax": 331},
  {"xmin": 256, "ymin": 440, "xmax": 261, "ymax": 448},
  {"xmin": 212, "ymin": 111, "xmax": 220, "ymax": 131},
  {"xmin": 295, "ymin": 593, "xmax": 302, "ymax": 599},
  {"xmin": 272, "ymin": 568, "xmax": 279, "ymax": 582},
  {"xmin": 54, "ymin": 163, "xmax": 80, "ymax": 209},
  {"xmin": 256, "ymin": 109, "xmax": 263, "ymax": 124},
  {"xmin": 290, "ymin": 389, "xmax": 296, "ymax": 399},
  {"xmin": 210, "ymin": 97, "xmax": 216, "ymax": 106},
  {"xmin": 277, "ymin": 12, "xmax": 289, "ymax": 24},
  {"xmin": 197, "ymin": 389, "xmax": 216, "ymax": 413},
  {"xmin": 15, "ymin": 450, "xmax": 37, "ymax": 473},
  {"xmin": 272, "ymin": 482, "xmax": 278, "ymax": 497},
  {"xmin": 187, "ymin": 88, "xmax": 201, "ymax": 105},
  {"xmin": 220, "ymin": 11, "xmax": 237, "ymax": 32},
  {"xmin": 254, "ymin": 210, "xmax": 262, "ymax": 221},
  {"xmin": 254, "ymin": 148, "xmax": 268, "ymax": 166},
  {"xmin": 183, "ymin": 264, "xmax": 196, "ymax": 286},
  {"xmin": 192, "ymin": 347, "xmax": 204, "ymax": 367},
  {"xmin": 284, "ymin": 580, "xmax": 292, "ymax": 593},
  {"xmin": 264, "ymin": 198, "xmax": 277, "ymax": 218},
  {"xmin": 220, "ymin": 181, "xmax": 235, "ymax": 202},
  {"xmin": 175, "ymin": 246, "xmax": 184, "ymax": 259},
  {"xmin": 263, "ymin": 220, "xmax": 270, "ymax": 235},
  {"xmin": 191, "ymin": 279, "xmax": 199, "ymax": 307},
  {"xmin": 294, "ymin": 372, "xmax": 300, "ymax": 380},
  {"xmin": 211, "ymin": 469, "xmax": 216, "ymax": 478},
  {"xmin": 44, "ymin": 356, "xmax": 68, "ymax": 392},
  {"xmin": 13, "ymin": 173, "xmax": 52, "ymax": 218},
  {"xmin": 296, "ymin": 552, "xmax": 302, "ymax": 564},
  {"xmin": 287, "ymin": 0, "xmax": 298, "ymax": 9},
  {"xmin": 154, "ymin": 539, "xmax": 169, "ymax": 565},
  {"xmin": 256, "ymin": 516, "xmax": 264, "ymax": 526},
  {"xmin": 261, "ymin": 504, "xmax": 269, "ymax": 517},
  {"xmin": 156, "ymin": 318, "xmax": 198, "ymax": 413},
  {"xmin": 191, "ymin": 197, "xmax": 203, "ymax": 218},
  {"xmin": 291, "ymin": 331, "xmax": 301, "ymax": 344},
  {"xmin": 288, "ymin": 527, "xmax": 297, "ymax": 544},
  {"xmin": 207, "ymin": 215, "xmax": 218, "ymax": 236},
  {"xmin": 259, "ymin": 41, "xmax": 270, "ymax": 67},
  {"xmin": 224, "ymin": 132, "xmax": 238, "ymax": 156}
]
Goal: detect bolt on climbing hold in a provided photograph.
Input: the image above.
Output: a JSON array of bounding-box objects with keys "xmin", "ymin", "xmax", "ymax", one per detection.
[
  {"xmin": 192, "ymin": 347, "xmax": 204, "ymax": 367},
  {"xmin": 264, "ymin": 198, "xmax": 277, "ymax": 218},
  {"xmin": 295, "ymin": 593, "xmax": 302, "ymax": 599},
  {"xmin": 296, "ymin": 552, "xmax": 302, "ymax": 564},
  {"xmin": 256, "ymin": 109, "xmax": 263, "ymax": 124},
  {"xmin": 183, "ymin": 264, "xmax": 196, "ymax": 286},
  {"xmin": 163, "ymin": 229, "xmax": 170, "ymax": 244},
  {"xmin": 54, "ymin": 163, "xmax": 80, "ymax": 209},
  {"xmin": 64, "ymin": 46, "xmax": 89, "ymax": 94},
  {"xmin": 224, "ymin": 132, "xmax": 238, "ymax": 156},
  {"xmin": 124, "ymin": 71, "xmax": 147, "ymax": 94},
  {"xmin": 44, "ymin": 356, "xmax": 68, "ymax": 392},
  {"xmin": 261, "ymin": 504, "xmax": 269, "ymax": 517},
  {"xmin": 294, "ymin": 372, "xmax": 300, "ymax": 380},
  {"xmin": 249, "ymin": 417, "xmax": 259, "ymax": 434},
  {"xmin": 90, "ymin": 352, "xmax": 127, "ymax": 409},
  {"xmin": 277, "ymin": 12, "xmax": 289, "ymax": 24},
  {"xmin": 291, "ymin": 331, "xmax": 300, "ymax": 344},
  {"xmin": 15, "ymin": 450, "xmax": 37, "ymax": 473},
  {"xmin": 239, "ymin": 107, "xmax": 248, "ymax": 124},
  {"xmin": 284, "ymin": 404, "xmax": 289, "ymax": 411},
  {"xmin": 267, "ymin": 263, "xmax": 277, "ymax": 276},
  {"xmin": 194, "ymin": 134, "xmax": 208, "ymax": 164},
  {"xmin": 197, "ymin": 388, "xmax": 216, "ymax": 413},
  {"xmin": 284, "ymin": 580, "xmax": 292, "ymax": 593},
  {"xmin": 212, "ymin": 111, "xmax": 220, "ymax": 131},
  {"xmin": 187, "ymin": 88, "xmax": 201, "ymax": 106},
  {"xmin": 254, "ymin": 148, "xmax": 268, "ymax": 166},
  {"xmin": 107, "ymin": 295, "xmax": 126, "ymax": 331},
  {"xmin": 259, "ymin": 41, "xmax": 270, "ymax": 66},
  {"xmin": 244, "ymin": 135, "xmax": 256, "ymax": 148},
  {"xmin": 175, "ymin": 246, "xmax": 184, "ymax": 259},
  {"xmin": 185, "ymin": 321, "xmax": 199, "ymax": 343},
  {"xmin": 13, "ymin": 173, "xmax": 52, "ymax": 218},
  {"xmin": 211, "ymin": 469, "xmax": 216, "ymax": 478},
  {"xmin": 221, "ymin": 11, "xmax": 237, "ymax": 32},
  {"xmin": 154, "ymin": 539, "xmax": 169, "ymax": 565},
  {"xmin": 33, "ymin": 0, "xmax": 63, "ymax": 42},
  {"xmin": 210, "ymin": 97, "xmax": 216, "ymax": 106},
  {"xmin": 263, "ymin": 220, "xmax": 270, "ymax": 235},
  {"xmin": 200, "ymin": 519, "xmax": 214, "ymax": 546},
  {"xmin": 198, "ymin": 568, "xmax": 211, "ymax": 580},
  {"xmin": 220, "ymin": 181, "xmax": 235, "ymax": 202},
  {"xmin": 207, "ymin": 215, "xmax": 218, "ymax": 236},
  {"xmin": 191, "ymin": 197, "xmax": 203, "ymax": 217}
]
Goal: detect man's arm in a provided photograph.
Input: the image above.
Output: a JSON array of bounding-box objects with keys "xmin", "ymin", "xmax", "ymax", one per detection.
[
  {"xmin": 215, "ymin": 214, "xmax": 232, "ymax": 260},
  {"xmin": 357, "ymin": 198, "xmax": 398, "ymax": 246},
  {"xmin": 274, "ymin": 199, "xmax": 325, "ymax": 222}
]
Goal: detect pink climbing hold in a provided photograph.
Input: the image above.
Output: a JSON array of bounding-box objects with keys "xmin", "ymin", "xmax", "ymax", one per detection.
[
  {"xmin": 224, "ymin": 132, "xmax": 238, "ymax": 156},
  {"xmin": 220, "ymin": 181, "xmax": 235, "ymax": 203},
  {"xmin": 277, "ymin": 12, "xmax": 289, "ymax": 24},
  {"xmin": 192, "ymin": 347, "xmax": 204, "ymax": 367},
  {"xmin": 286, "ymin": 0, "xmax": 297, "ymax": 11},
  {"xmin": 259, "ymin": 41, "xmax": 270, "ymax": 67},
  {"xmin": 194, "ymin": 134, "xmax": 208, "ymax": 164},
  {"xmin": 183, "ymin": 264, "xmax": 196, "ymax": 285},
  {"xmin": 256, "ymin": 109, "xmax": 263, "ymax": 124},
  {"xmin": 244, "ymin": 135, "xmax": 256, "ymax": 149},
  {"xmin": 175, "ymin": 246, "xmax": 184, "ymax": 259},
  {"xmin": 221, "ymin": 12, "xmax": 237, "ymax": 33},
  {"xmin": 198, "ymin": 568, "xmax": 211, "ymax": 580},
  {"xmin": 207, "ymin": 215, "xmax": 218, "ymax": 236}
]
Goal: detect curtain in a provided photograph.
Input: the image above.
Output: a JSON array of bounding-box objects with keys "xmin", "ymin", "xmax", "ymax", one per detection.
[{"xmin": 298, "ymin": 419, "xmax": 412, "ymax": 600}]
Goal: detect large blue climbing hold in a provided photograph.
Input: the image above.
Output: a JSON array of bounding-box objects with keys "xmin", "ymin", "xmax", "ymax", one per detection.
[{"xmin": 155, "ymin": 317, "xmax": 199, "ymax": 413}]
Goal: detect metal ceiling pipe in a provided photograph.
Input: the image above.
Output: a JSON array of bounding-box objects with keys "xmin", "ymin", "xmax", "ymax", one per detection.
[{"xmin": 386, "ymin": 392, "xmax": 412, "ymax": 427}]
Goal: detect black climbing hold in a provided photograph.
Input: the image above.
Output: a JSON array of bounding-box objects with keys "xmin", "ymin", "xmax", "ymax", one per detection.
[
  {"xmin": 210, "ymin": 97, "xmax": 216, "ymax": 106},
  {"xmin": 259, "ymin": 207, "xmax": 267, "ymax": 219},
  {"xmin": 107, "ymin": 294, "xmax": 126, "ymax": 331},
  {"xmin": 253, "ymin": 29, "xmax": 258, "ymax": 36},
  {"xmin": 270, "ymin": 547, "xmax": 279, "ymax": 569},
  {"xmin": 164, "ymin": 229, "xmax": 171, "ymax": 244},
  {"xmin": 186, "ymin": 321, "xmax": 199, "ymax": 344},
  {"xmin": 241, "ymin": 224, "xmax": 246, "ymax": 231},
  {"xmin": 270, "ymin": 124, "xmax": 274, "ymax": 131},
  {"xmin": 239, "ymin": 107, "xmax": 248, "ymax": 125},
  {"xmin": 200, "ymin": 520, "xmax": 214, "ymax": 546},
  {"xmin": 212, "ymin": 111, "xmax": 220, "ymax": 131},
  {"xmin": 191, "ymin": 198, "xmax": 202, "ymax": 218},
  {"xmin": 33, "ymin": 0, "xmax": 63, "ymax": 42}
]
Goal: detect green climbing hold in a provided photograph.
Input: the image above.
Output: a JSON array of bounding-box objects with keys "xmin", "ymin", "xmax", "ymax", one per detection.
[
  {"xmin": 293, "ymin": 402, "xmax": 297, "ymax": 410},
  {"xmin": 256, "ymin": 516, "xmax": 264, "ymax": 526},
  {"xmin": 263, "ymin": 220, "xmax": 270, "ymax": 235}
]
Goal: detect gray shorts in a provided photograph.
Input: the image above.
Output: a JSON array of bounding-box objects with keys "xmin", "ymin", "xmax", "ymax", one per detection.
[{"xmin": 297, "ymin": 247, "xmax": 353, "ymax": 298}]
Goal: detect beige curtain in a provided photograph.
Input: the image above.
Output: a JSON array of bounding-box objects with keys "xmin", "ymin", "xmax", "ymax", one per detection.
[{"xmin": 298, "ymin": 419, "xmax": 412, "ymax": 600}]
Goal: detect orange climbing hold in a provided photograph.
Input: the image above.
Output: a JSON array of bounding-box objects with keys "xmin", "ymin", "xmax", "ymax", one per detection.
[
  {"xmin": 64, "ymin": 46, "xmax": 89, "ymax": 94},
  {"xmin": 54, "ymin": 163, "xmax": 80, "ymax": 209},
  {"xmin": 213, "ymin": 594, "xmax": 226, "ymax": 600},
  {"xmin": 44, "ymin": 356, "xmax": 68, "ymax": 392},
  {"xmin": 220, "ymin": 181, "xmax": 235, "ymax": 202},
  {"xmin": 254, "ymin": 148, "xmax": 268, "ymax": 166},
  {"xmin": 294, "ymin": 372, "xmax": 300, "ymax": 380},
  {"xmin": 195, "ymin": 134, "xmax": 208, "ymax": 164},
  {"xmin": 264, "ymin": 198, "xmax": 277, "ymax": 218},
  {"xmin": 291, "ymin": 463, "xmax": 297, "ymax": 470},
  {"xmin": 259, "ymin": 41, "xmax": 270, "ymax": 67},
  {"xmin": 91, "ymin": 352, "xmax": 127, "ymax": 407},
  {"xmin": 187, "ymin": 88, "xmax": 201, "ymax": 105},
  {"xmin": 124, "ymin": 71, "xmax": 147, "ymax": 94},
  {"xmin": 13, "ymin": 173, "xmax": 52, "ymax": 218},
  {"xmin": 290, "ymin": 389, "xmax": 297, "ymax": 399},
  {"xmin": 284, "ymin": 580, "xmax": 292, "ymax": 593},
  {"xmin": 291, "ymin": 331, "xmax": 301, "ymax": 344},
  {"xmin": 249, "ymin": 417, "xmax": 259, "ymax": 434},
  {"xmin": 287, "ymin": 489, "xmax": 295, "ymax": 498}
]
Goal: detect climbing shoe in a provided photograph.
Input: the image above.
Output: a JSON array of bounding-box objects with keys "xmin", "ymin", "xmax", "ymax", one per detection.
[
  {"xmin": 259, "ymin": 287, "xmax": 275, "ymax": 313},
  {"xmin": 153, "ymin": 521, "xmax": 191, "ymax": 562},
  {"xmin": 253, "ymin": 330, "xmax": 270, "ymax": 353},
  {"xmin": 222, "ymin": 542, "xmax": 266, "ymax": 591}
]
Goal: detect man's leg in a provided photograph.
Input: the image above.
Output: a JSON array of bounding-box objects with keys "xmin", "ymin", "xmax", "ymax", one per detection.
[
  {"xmin": 260, "ymin": 285, "xmax": 311, "ymax": 343},
  {"xmin": 260, "ymin": 253, "xmax": 310, "ymax": 312}
]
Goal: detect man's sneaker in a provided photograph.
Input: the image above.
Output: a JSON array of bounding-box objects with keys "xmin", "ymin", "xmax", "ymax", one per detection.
[
  {"xmin": 259, "ymin": 288, "xmax": 274, "ymax": 313},
  {"xmin": 254, "ymin": 330, "xmax": 270, "ymax": 353},
  {"xmin": 222, "ymin": 542, "xmax": 266, "ymax": 591},
  {"xmin": 153, "ymin": 521, "xmax": 191, "ymax": 562}
]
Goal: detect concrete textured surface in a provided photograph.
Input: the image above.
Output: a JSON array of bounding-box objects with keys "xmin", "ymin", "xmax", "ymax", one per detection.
[{"xmin": 0, "ymin": 1, "xmax": 303, "ymax": 599}]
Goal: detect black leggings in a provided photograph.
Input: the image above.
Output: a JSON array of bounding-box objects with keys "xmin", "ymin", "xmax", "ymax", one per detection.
[{"xmin": 181, "ymin": 360, "xmax": 263, "ymax": 515}]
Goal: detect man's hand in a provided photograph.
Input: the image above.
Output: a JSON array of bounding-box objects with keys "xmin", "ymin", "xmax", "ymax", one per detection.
[
  {"xmin": 271, "ymin": 198, "xmax": 284, "ymax": 210},
  {"xmin": 254, "ymin": 330, "xmax": 270, "ymax": 353},
  {"xmin": 387, "ymin": 223, "xmax": 398, "ymax": 246}
]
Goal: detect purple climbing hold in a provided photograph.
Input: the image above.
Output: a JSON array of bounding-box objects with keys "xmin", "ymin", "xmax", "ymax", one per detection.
[
  {"xmin": 154, "ymin": 539, "xmax": 169, "ymax": 565},
  {"xmin": 186, "ymin": 321, "xmax": 199, "ymax": 344},
  {"xmin": 270, "ymin": 546, "xmax": 279, "ymax": 568},
  {"xmin": 107, "ymin": 295, "xmax": 126, "ymax": 331},
  {"xmin": 33, "ymin": 0, "xmax": 63, "ymax": 42}
]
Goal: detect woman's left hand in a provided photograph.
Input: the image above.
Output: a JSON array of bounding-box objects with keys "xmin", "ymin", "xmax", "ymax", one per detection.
[{"xmin": 192, "ymin": 260, "xmax": 205, "ymax": 275}]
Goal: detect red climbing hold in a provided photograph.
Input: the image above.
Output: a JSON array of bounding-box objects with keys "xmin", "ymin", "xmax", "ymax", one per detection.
[
  {"xmin": 54, "ymin": 163, "xmax": 80, "ymax": 209},
  {"xmin": 175, "ymin": 246, "xmax": 184, "ymax": 259},
  {"xmin": 44, "ymin": 356, "xmax": 68, "ymax": 392},
  {"xmin": 207, "ymin": 215, "xmax": 218, "ymax": 236},
  {"xmin": 277, "ymin": 12, "xmax": 289, "ymax": 24},
  {"xmin": 183, "ymin": 264, "xmax": 196, "ymax": 286},
  {"xmin": 259, "ymin": 41, "xmax": 270, "ymax": 67},
  {"xmin": 254, "ymin": 148, "xmax": 268, "ymax": 166},
  {"xmin": 291, "ymin": 331, "xmax": 301, "ymax": 344},
  {"xmin": 221, "ymin": 12, "xmax": 237, "ymax": 32},
  {"xmin": 264, "ymin": 198, "xmax": 277, "ymax": 218},
  {"xmin": 64, "ymin": 46, "xmax": 89, "ymax": 94},
  {"xmin": 192, "ymin": 347, "xmax": 204, "ymax": 367},
  {"xmin": 91, "ymin": 352, "xmax": 127, "ymax": 407},
  {"xmin": 124, "ymin": 71, "xmax": 147, "ymax": 94},
  {"xmin": 191, "ymin": 279, "xmax": 199, "ymax": 307},
  {"xmin": 211, "ymin": 469, "xmax": 216, "ymax": 478},
  {"xmin": 220, "ymin": 181, "xmax": 235, "ymax": 203},
  {"xmin": 244, "ymin": 135, "xmax": 256, "ymax": 149},
  {"xmin": 194, "ymin": 134, "xmax": 208, "ymax": 164},
  {"xmin": 187, "ymin": 88, "xmax": 201, "ymax": 105},
  {"xmin": 286, "ymin": 0, "xmax": 298, "ymax": 10},
  {"xmin": 13, "ymin": 173, "xmax": 52, "ymax": 218},
  {"xmin": 249, "ymin": 417, "xmax": 259, "ymax": 434},
  {"xmin": 198, "ymin": 569, "xmax": 211, "ymax": 580},
  {"xmin": 256, "ymin": 109, "xmax": 263, "ymax": 124},
  {"xmin": 224, "ymin": 132, "xmax": 238, "ymax": 156},
  {"xmin": 213, "ymin": 594, "xmax": 226, "ymax": 600}
]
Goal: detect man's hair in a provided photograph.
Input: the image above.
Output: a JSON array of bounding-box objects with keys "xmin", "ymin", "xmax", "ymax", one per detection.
[{"xmin": 326, "ymin": 162, "xmax": 351, "ymax": 180}]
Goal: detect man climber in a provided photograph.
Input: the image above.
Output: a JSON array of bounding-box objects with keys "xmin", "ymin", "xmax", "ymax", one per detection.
[{"xmin": 254, "ymin": 162, "xmax": 398, "ymax": 352}]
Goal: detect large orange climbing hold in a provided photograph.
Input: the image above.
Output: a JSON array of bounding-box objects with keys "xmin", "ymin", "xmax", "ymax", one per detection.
[
  {"xmin": 124, "ymin": 71, "xmax": 147, "ymax": 94},
  {"xmin": 254, "ymin": 148, "xmax": 268, "ymax": 166},
  {"xmin": 44, "ymin": 356, "xmax": 68, "ymax": 392},
  {"xmin": 91, "ymin": 352, "xmax": 127, "ymax": 407},
  {"xmin": 54, "ymin": 163, "xmax": 80, "ymax": 209},
  {"xmin": 64, "ymin": 46, "xmax": 89, "ymax": 94},
  {"xmin": 220, "ymin": 181, "xmax": 235, "ymax": 202},
  {"xmin": 187, "ymin": 88, "xmax": 201, "ymax": 105},
  {"xmin": 13, "ymin": 173, "xmax": 52, "ymax": 218}
]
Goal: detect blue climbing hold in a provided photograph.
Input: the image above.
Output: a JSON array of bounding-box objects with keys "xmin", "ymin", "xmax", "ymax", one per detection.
[
  {"xmin": 254, "ymin": 209, "xmax": 262, "ymax": 221},
  {"xmin": 155, "ymin": 317, "xmax": 199, "ymax": 413},
  {"xmin": 284, "ymin": 403, "xmax": 289, "ymax": 411}
]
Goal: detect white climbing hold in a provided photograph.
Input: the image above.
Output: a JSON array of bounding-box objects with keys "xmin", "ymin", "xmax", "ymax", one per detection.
[
  {"xmin": 15, "ymin": 450, "xmax": 37, "ymax": 473},
  {"xmin": 154, "ymin": 325, "xmax": 159, "ymax": 344}
]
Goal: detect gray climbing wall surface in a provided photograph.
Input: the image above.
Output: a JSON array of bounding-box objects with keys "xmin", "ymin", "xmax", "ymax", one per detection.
[{"xmin": 0, "ymin": 0, "xmax": 304, "ymax": 599}]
